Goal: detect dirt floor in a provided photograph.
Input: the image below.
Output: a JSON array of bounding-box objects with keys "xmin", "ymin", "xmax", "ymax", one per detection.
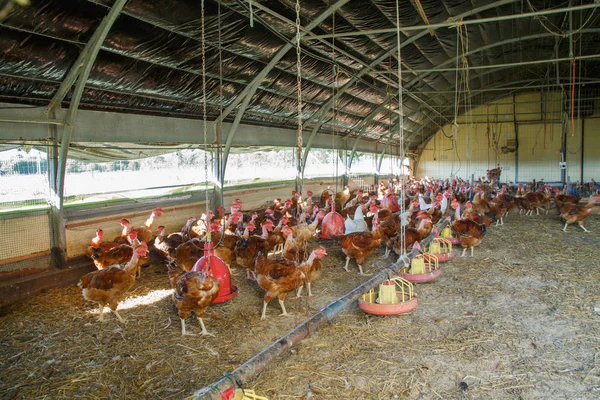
[{"xmin": 1, "ymin": 210, "xmax": 600, "ymax": 399}]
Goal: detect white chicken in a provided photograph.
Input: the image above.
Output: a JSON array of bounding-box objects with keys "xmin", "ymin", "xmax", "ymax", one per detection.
[
  {"xmin": 344, "ymin": 206, "xmax": 368, "ymax": 234},
  {"xmin": 418, "ymin": 194, "xmax": 435, "ymax": 211}
]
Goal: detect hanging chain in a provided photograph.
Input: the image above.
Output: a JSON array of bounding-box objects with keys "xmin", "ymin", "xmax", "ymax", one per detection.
[
  {"xmin": 395, "ymin": 0, "xmax": 407, "ymax": 260},
  {"xmin": 201, "ymin": 0, "xmax": 211, "ymax": 255},
  {"xmin": 295, "ymin": 0, "xmax": 303, "ymax": 193}
]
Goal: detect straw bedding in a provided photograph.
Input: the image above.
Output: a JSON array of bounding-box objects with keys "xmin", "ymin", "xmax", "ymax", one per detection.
[{"xmin": 1, "ymin": 210, "xmax": 599, "ymax": 399}]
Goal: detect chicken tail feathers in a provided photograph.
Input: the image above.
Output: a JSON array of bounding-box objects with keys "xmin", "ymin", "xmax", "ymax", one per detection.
[{"xmin": 478, "ymin": 223, "xmax": 487, "ymax": 236}]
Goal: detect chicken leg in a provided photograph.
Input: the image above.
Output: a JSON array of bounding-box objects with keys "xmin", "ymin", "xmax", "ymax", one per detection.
[
  {"xmin": 381, "ymin": 248, "xmax": 391, "ymax": 259},
  {"xmin": 110, "ymin": 308, "xmax": 125, "ymax": 323},
  {"xmin": 343, "ymin": 256, "xmax": 351, "ymax": 272},
  {"xmin": 278, "ymin": 298, "xmax": 291, "ymax": 317},
  {"xmin": 198, "ymin": 318, "xmax": 214, "ymax": 336},
  {"xmin": 296, "ymin": 282, "xmax": 313, "ymax": 298},
  {"xmin": 357, "ymin": 264, "xmax": 365, "ymax": 275},
  {"xmin": 461, "ymin": 247, "xmax": 468, "ymax": 257},
  {"xmin": 180, "ymin": 318, "xmax": 194, "ymax": 336},
  {"xmin": 98, "ymin": 304, "xmax": 105, "ymax": 321}
]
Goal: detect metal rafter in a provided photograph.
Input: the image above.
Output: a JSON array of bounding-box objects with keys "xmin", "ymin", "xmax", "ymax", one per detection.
[
  {"xmin": 217, "ymin": 0, "xmax": 352, "ymax": 181},
  {"xmin": 306, "ymin": 2, "xmax": 599, "ymax": 40},
  {"xmin": 301, "ymin": 0, "xmax": 521, "ymax": 173}
]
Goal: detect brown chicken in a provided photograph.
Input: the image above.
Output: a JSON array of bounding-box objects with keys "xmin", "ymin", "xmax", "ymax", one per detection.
[
  {"xmin": 281, "ymin": 225, "xmax": 307, "ymax": 262},
  {"xmin": 295, "ymin": 246, "xmax": 328, "ymax": 298},
  {"xmin": 338, "ymin": 220, "xmax": 385, "ymax": 275},
  {"xmin": 118, "ymin": 207, "xmax": 163, "ymax": 244},
  {"xmin": 168, "ymin": 238, "xmax": 204, "ymax": 271},
  {"xmin": 265, "ymin": 217, "xmax": 287, "ymax": 255},
  {"xmin": 167, "ymin": 261, "xmax": 220, "ymax": 336},
  {"xmin": 320, "ymin": 187, "xmax": 333, "ymax": 208},
  {"xmin": 451, "ymin": 202, "xmax": 487, "ymax": 257},
  {"xmin": 378, "ymin": 213, "xmax": 400, "ymax": 259},
  {"xmin": 553, "ymin": 187, "xmax": 581, "ymax": 208},
  {"xmin": 254, "ymin": 252, "xmax": 306, "ymax": 320},
  {"xmin": 235, "ymin": 222, "xmax": 269, "ymax": 279},
  {"xmin": 392, "ymin": 217, "xmax": 432, "ymax": 257},
  {"xmin": 79, "ymin": 241, "xmax": 148, "ymax": 323},
  {"xmin": 86, "ymin": 227, "xmax": 121, "ymax": 259},
  {"xmin": 154, "ymin": 225, "xmax": 185, "ymax": 257},
  {"xmin": 201, "ymin": 221, "xmax": 240, "ymax": 267},
  {"xmin": 90, "ymin": 231, "xmax": 141, "ymax": 273},
  {"xmin": 462, "ymin": 201, "xmax": 493, "ymax": 227},
  {"xmin": 559, "ymin": 195, "xmax": 599, "ymax": 232},
  {"xmin": 290, "ymin": 210, "xmax": 325, "ymax": 244}
]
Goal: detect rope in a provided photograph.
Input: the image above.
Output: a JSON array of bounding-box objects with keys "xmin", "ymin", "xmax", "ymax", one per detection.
[
  {"xmin": 295, "ymin": 0, "xmax": 303, "ymax": 194},
  {"xmin": 201, "ymin": 0, "xmax": 211, "ymax": 267},
  {"xmin": 395, "ymin": 0, "xmax": 406, "ymax": 257},
  {"xmin": 331, "ymin": 11, "xmax": 339, "ymax": 196},
  {"xmin": 571, "ymin": 59, "xmax": 575, "ymax": 136}
]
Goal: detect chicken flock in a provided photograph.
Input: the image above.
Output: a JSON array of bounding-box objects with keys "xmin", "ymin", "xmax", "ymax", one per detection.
[{"xmin": 79, "ymin": 177, "xmax": 600, "ymax": 335}]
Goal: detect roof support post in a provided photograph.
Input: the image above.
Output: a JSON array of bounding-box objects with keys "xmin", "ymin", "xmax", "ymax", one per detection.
[
  {"xmin": 211, "ymin": 123, "xmax": 224, "ymax": 214},
  {"xmin": 218, "ymin": 0, "xmax": 351, "ymax": 181},
  {"xmin": 376, "ymin": 134, "xmax": 394, "ymax": 179},
  {"xmin": 46, "ymin": 112, "xmax": 65, "ymax": 269},
  {"xmin": 47, "ymin": 0, "xmax": 128, "ymax": 268}
]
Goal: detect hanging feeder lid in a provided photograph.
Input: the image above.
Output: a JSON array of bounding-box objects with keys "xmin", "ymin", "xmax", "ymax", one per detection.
[
  {"xmin": 318, "ymin": 203, "xmax": 344, "ymax": 239},
  {"xmin": 193, "ymin": 242, "xmax": 238, "ymax": 304}
]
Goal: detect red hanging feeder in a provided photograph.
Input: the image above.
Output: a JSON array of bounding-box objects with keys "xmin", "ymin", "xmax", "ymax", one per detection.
[
  {"xmin": 192, "ymin": 242, "xmax": 238, "ymax": 304},
  {"xmin": 318, "ymin": 203, "xmax": 344, "ymax": 239}
]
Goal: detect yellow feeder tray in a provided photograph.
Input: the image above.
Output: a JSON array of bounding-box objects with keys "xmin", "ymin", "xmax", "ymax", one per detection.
[
  {"xmin": 426, "ymin": 237, "xmax": 455, "ymax": 262},
  {"xmin": 400, "ymin": 253, "xmax": 442, "ymax": 283},
  {"xmin": 358, "ymin": 277, "xmax": 418, "ymax": 316},
  {"xmin": 233, "ymin": 389, "xmax": 269, "ymax": 400},
  {"xmin": 440, "ymin": 226, "xmax": 460, "ymax": 245}
]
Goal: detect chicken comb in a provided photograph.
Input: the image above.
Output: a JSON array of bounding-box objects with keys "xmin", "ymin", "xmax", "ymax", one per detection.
[
  {"xmin": 152, "ymin": 207, "xmax": 163, "ymax": 217},
  {"xmin": 120, "ymin": 218, "xmax": 129, "ymax": 225},
  {"xmin": 128, "ymin": 230, "xmax": 138, "ymax": 239},
  {"xmin": 156, "ymin": 225, "xmax": 164, "ymax": 231}
]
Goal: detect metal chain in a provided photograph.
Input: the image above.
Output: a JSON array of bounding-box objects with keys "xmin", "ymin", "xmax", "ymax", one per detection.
[{"xmin": 295, "ymin": 0, "xmax": 303, "ymax": 192}]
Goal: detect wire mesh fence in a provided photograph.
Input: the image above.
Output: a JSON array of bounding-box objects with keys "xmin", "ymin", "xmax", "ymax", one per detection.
[{"xmin": 0, "ymin": 148, "xmax": 50, "ymax": 211}]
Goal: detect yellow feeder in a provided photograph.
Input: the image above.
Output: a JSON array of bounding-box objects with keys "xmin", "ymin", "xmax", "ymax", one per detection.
[
  {"xmin": 425, "ymin": 237, "xmax": 455, "ymax": 262},
  {"xmin": 233, "ymin": 389, "xmax": 269, "ymax": 400},
  {"xmin": 429, "ymin": 241, "xmax": 442, "ymax": 254},
  {"xmin": 411, "ymin": 255, "xmax": 426, "ymax": 274},
  {"xmin": 358, "ymin": 277, "xmax": 418, "ymax": 315},
  {"xmin": 378, "ymin": 280, "xmax": 399, "ymax": 304},
  {"xmin": 440, "ymin": 226, "xmax": 453, "ymax": 238},
  {"xmin": 401, "ymin": 253, "xmax": 441, "ymax": 283},
  {"xmin": 440, "ymin": 226, "xmax": 460, "ymax": 245}
]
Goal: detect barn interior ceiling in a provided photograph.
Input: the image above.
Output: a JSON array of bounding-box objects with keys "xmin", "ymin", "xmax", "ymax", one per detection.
[{"xmin": 0, "ymin": 0, "xmax": 599, "ymax": 161}]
